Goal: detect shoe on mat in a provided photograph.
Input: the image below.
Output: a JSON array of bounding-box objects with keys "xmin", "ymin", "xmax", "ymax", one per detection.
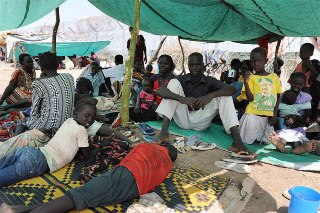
[
  {"xmin": 186, "ymin": 134, "xmax": 201, "ymax": 146},
  {"xmin": 138, "ymin": 123, "xmax": 155, "ymax": 135},
  {"xmin": 191, "ymin": 141, "xmax": 216, "ymax": 150},
  {"xmin": 231, "ymin": 151, "xmax": 257, "ymax": 160},
  {"xmin": 214, "ymin": 161, "xmax": 251, "ymax": 174},
  {"xmin": 222, "ymin": 158, "xmax": 258, "ymax": 164}
]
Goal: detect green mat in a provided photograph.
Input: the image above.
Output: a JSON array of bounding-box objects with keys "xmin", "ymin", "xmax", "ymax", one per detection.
[{"xmin": 147, "ymin": 121, "xmax": 320, "ymax": 172}]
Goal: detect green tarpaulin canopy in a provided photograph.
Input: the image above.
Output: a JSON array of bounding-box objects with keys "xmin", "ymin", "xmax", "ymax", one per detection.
[
  {"xmin": 21, "ymin": 40, "xmax": 110, "ymax": 56},
  {"xmin": 0, "ymin": 0, "xmax": 66, "ymax": 31},
  {"xmin": 1, "ymin": 0, "xmax": 320, "ymax": 43}
]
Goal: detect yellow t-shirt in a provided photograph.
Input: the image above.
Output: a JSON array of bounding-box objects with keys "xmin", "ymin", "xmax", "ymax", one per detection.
[{"xmin": 241, "ymin": 73, "xmax": 282, "ymax": 116}]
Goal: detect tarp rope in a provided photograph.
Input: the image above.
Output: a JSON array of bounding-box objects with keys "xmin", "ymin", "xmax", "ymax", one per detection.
[
  {"xmin": 17, "ymin": 0, "xmax": 31, "ymax": 28},
  {"xmin": 250, "ymin": 0, "xmax": 284, "ymax": 35}
]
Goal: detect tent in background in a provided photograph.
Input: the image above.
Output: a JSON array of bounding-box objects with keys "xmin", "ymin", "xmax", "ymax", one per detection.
[{"xmin": 6, "ymin": 34, "xmax": 110, "ymax": 59}]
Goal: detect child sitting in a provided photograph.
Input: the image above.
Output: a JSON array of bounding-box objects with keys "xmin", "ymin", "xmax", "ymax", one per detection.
[
  {"xmin": 0, "ymin": 97, "xmax": 98, "ymax": 188},
  {"xmin": 130, "ymin": 78, "xmax": 158, "ymax": 122},
  {"xmin": 239, "ymin": 47, "xmax": 282, "ymax": 144},
  {"xmin": 278, "ymin": 90, "xmax": 311, "ymax": 129}
]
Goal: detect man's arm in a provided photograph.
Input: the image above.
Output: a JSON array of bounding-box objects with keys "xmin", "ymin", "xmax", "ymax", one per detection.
[
  {"xmin": 156, "ymin": 86, "xmax": 196, "ymax": 109},
  {"xmin": 0, "ymin": 81, "xmax": 17, "ymax": 105},
  {"xmin": 1, "ymin": 98, "xmax": 31, "ymax": 111}
]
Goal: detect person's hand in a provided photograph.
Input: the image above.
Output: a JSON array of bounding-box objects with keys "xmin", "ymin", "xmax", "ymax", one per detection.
[
  {"xmin": 244, "ymin": 71, "xmax": 251, "ymax": 84},
  {"xmin": 285, "ymin": 115, "xmax": 296, "ymax": 127},
  {"xmin": 178, "ymin": 97, "xmax": 197, "ymax": 110},
  {"xmin": 194, "ymin": 94, "xmax": 214, "ymax": 110},
  {"xmin": 268, "ymin": 116, "xmax": 277, "ymax": 126},
  {"xmin": 144, "ymin": 57, "xmax": 148, "ymax": 64}
]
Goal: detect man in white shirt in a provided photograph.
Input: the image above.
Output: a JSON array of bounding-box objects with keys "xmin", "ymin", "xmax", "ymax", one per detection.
[{"xmin": 102, "ymin": 55, "xmax": 125, "ymax": 84}]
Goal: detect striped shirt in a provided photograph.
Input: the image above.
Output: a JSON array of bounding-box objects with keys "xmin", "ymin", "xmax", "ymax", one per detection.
[{"xmin": 27, "ymin": 73, "xmax": 75, "ymax": 130}]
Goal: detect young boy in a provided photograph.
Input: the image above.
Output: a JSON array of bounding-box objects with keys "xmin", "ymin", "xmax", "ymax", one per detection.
[
  {"xmin": 294, "ymin": 43, "xmax": 318, "ymax": 91},
  {"xmin": 0, "ymin": 98, "xmax": 98, "ymax": 187},
  {"xmin": 0, "ymin": 143, "xmax": 177, "ymax": 213}
]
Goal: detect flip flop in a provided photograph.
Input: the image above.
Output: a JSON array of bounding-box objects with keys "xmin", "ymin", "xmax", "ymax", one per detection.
[
  {"xmin": 122, "ymin": 131, "xmax": 132, "ymax": 137},
  {"xmin": 222, "ymin": 158, "xmax": 258, "ymax": 164},
  {"xmin": 128, "ymin": 135, "xmax": 140, "ymax": 142},
  {"xmin": 138, "ymin": 123, "xmax": 155, "ymax": 135},
  {"xmin": 282, "ymin": 189, "xmax": 291, "ymax": 200},
  {"xmin": 185, "ymin": 134, "xmax": 201, "ymax": 146},
  {"xmin": 191, "ymin": 142, "xmax": 216, "ymax": 150},
  {"xmin": 214, "ymin": 161, "xmax": 251, "ymax": 174},
  {"xmin": 231, "ymin": 151, "xmax": 257, "ymax": 160},
  {"xmin": 177, "ymin": 146, "xmax": 191, "ymax": 154},
  {"xmin": 143, "ymin": 135, "xmax": 157, "ymax": 143}
]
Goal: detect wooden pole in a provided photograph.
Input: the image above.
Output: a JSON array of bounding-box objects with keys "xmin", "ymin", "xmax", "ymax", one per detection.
[
  {"xmin": 178, "ymin": 36, "xmax": 185, "ymax": 74},
  {"xmin": 147, "ymin": 36, "xmax": 167, "ymax": 65},
  {"xmin": 120, "ymin": 0, "xmax": 141, "ymax": 126},
  {"xmin": 52, "ymin": 7, "xmax": 60, "ymax": 53}
]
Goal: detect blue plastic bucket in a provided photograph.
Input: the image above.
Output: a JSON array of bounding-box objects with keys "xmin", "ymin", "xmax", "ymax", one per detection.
[{"xmin": 288, "ymin": 186, "xmax": 320, "ymax": 213}]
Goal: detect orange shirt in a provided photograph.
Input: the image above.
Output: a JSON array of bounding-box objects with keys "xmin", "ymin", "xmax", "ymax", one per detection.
[
  {"xmin": 118, "ymin": 143, "xmax": 172, "ymax": 195},
  {"xmin": 295, "ymin": 62, "xmax": 311, "ymax": 88}
]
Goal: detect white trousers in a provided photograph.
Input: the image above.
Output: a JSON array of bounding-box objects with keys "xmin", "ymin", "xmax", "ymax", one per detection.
[{"xmin": 156, "ymin": 79, "xmax": 239, "ymax": 133}]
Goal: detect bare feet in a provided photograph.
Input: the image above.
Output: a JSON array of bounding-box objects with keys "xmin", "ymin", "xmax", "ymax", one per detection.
[
  {"xmin": 155, "ymin": 131, "xmax": 170, "ymax": 144},
  {"xmin": 269, "ymin": 131, "xmax": 287, "ymax": 153},
  {"xmin": 0, "ymin": 203, "xmax": 15, "ymax": 213},
  {"xmin": 229, "ymin": 143, "xmax": 247, "ymax": 153},
  {"xmin": 292, "ymin": 141, "xmax": 316, "ymax": 155}
]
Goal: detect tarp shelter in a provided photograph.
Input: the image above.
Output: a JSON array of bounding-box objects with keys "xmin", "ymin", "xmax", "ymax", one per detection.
[
  {"xmin": 6, "ymin": 34, "xmax": 110, "ymax": 59},
  {"xmin": 1, "ymin": 1, "xmax": 320, "ymax": 43}
]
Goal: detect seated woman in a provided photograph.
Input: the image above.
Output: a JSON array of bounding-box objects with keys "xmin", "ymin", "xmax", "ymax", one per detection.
[
  {"xmin": 78, "ymin": 62, "xmax": 105, "ymax": 97},
  {"xmin": 150, "ymin": 55, "xmax": 176, "ymax": 105},
  {"xmin": 0, "ymin": 53, "xmax": 35, "ymax": 112},
  {"xmin": 27, "ymin": 52, "xmax": 75, "ymax": 130}
]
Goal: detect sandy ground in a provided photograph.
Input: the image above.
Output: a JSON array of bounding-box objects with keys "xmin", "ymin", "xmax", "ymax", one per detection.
[{"xmin": 0, "ymin": 62, "xmax": 319, "ymax": 213}]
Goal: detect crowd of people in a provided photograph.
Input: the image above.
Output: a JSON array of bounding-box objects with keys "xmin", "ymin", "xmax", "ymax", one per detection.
[{"xmin": 0, "ymin": 34, "xmax": 319, "ymax": 211}]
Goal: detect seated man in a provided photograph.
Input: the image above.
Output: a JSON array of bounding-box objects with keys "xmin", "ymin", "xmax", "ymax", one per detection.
[
  {"xmin": 156, "ymin": 52, "xmax": 247, "ymax": 152},
  {"xmin": 0, "ymin": 143, "xmax": 177, "ymax": 213}
]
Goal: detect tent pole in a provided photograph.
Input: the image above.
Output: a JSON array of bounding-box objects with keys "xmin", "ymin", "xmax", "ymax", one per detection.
[
  {"xmin": 178, "ymin": 36, "xmax": 185, "ymax": 74},
  {"xmin": 120, "ymin": 0, "xmax": 141, "ymax": 127},
  {"xmin": 52, "ymin": 7, "xmax": 60, "ymax": 54},
  {"xmin": 147, "ymin": 36, "xmax": 167, "ymax": 66},
  {"xmin": 13, "ymin": 43, "xmax": 16, "ymax": 69}
]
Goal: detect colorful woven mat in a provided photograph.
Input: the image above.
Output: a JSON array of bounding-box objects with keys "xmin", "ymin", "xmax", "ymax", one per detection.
[{"xmin": 0, "ymin": 162, "xmax": 229, "ymax": 212}]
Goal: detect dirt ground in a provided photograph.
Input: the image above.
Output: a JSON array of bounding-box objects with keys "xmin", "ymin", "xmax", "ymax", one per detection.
[{"xmin": 0, "ymin": 62, "xmax": 319, "ymax": 213}]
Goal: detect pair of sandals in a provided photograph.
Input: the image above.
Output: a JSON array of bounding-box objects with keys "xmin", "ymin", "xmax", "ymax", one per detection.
[
  {"xmin": 174, "ymin": 135, "xmax": 216, "ymax": 153},
  {"xmin": 122, "ymin": 130, "xmax": 140, "ymax": 142}
]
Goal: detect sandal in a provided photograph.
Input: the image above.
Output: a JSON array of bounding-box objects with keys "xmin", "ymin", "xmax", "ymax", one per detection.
[
  {"xmin": 231, "ymin": 151, "xmax": 257, "ymax": 160},
  {"xmin": 122, "ymin": 131, "xmax": 132, "ymax": 137},
  {"xmin": 138, "ymin": 123, "xmax": 155, "ymax": 135},
  {"xmin": 128, "ymin": 135, "xmax": 140, "ymax": 143},
  {"xmin": 191, "ymin": 142, "xmax": 216, "ymax": 150},
  {"xmin": 177, "ymin": 146, "xmax": 191, "ymax": 154}
]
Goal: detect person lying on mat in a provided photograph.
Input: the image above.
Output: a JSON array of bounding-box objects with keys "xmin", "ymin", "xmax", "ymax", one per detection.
[
  {"xmin": 0, "ymin": 98, "xmax": 98, "ymax": 188},
  {"xmin": 269, "ymin": 131, "xmax": 320, "ymax": 156},
  {"xmin": 0, "ymin": 143, "xmax": 177, "ymax": 213},
  {"xmin": 155, "ymin": 52, "xmax": 248, "ymax": 153}
]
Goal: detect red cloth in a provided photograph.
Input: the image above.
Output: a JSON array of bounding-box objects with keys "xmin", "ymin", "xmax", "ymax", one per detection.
[
  {"xmin": 118, "ymin": 143, "xmax": 172, "ymax": 195},
  {"xmin": 152, "ymin": 76, "xmax": 170, "ymax": 105},
  {"xmin": 127, "ymin": 35, "xmax": 145, "ymax": 63},
  {"xmin": 295, "ymin": 62, "xmax": 311, "ymax": 88}
]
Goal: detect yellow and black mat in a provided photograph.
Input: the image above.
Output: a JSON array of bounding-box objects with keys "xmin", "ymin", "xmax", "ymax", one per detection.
[{"xmin": 0, "ymin": 162, "xmax": 229, "ymax": 213}]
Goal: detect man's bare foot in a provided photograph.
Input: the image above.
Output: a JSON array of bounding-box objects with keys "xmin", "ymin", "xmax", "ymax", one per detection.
[
  {"xmin": 155, "ymin": 131, "xmax": 170, "ymax": 144},
  {"xmin": 292, "ymin": 141, "xmax": 316, "ymax": 155},
  {"xmin": 0, "ymin": 203, "xmax": 15, "ymax": 213},
  {"xmin": 269, "ymin": 131, "xmax": 287, "ymax": 153},
  {"xmin": 229, "ymin": 143, "xmax": 247, "ymax": 153}
]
